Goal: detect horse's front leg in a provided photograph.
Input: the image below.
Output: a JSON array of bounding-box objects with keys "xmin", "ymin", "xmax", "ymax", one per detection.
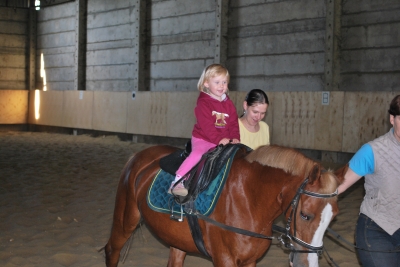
[{"xmin": 167, "ymin": 247, "xmax": 186, "ymax": 267}]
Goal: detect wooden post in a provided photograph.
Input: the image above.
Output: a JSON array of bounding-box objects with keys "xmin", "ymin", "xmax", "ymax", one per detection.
[
  {"xmin": 324, "ymin": 0, "xmax": 341, "ymax": 91},
  {"xmin": 74, "ymin": 0, "xmax": 87, "ymax": 91},
  {"xmin": 214, "ymin": 0, "xmax": 229, "ymax": 66},
  {"xmin": 133, "ymin": 0, "xmax": 146, "ymax": 91},
  {"xmin": 28, "ymin": 7, "xmax": 36, "ymax": 90}
]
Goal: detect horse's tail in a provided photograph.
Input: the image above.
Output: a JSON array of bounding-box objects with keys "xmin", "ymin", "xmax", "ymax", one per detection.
[
  {"xmin": 121, "ymin": 154, "xmax": 137, "ymax": 186},
  {"xmin": 104, "ymin": 152, "xmax": 143, "ymax": 267},
  {"xmin": 104, "ymin": 145, "xmax": 171, "ymax": 267},
  {"xmin": 110, "ymin": 149, "xmax": 157, "ymax": 228},
  {"xmin": 113, "ymin": 152, "xmax": 143, "ymax": 219}
]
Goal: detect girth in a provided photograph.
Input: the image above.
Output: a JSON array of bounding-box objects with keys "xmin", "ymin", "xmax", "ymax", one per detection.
[{"xmin": 174, "ymin": 143, "xmax": 251, "ymax": 257}]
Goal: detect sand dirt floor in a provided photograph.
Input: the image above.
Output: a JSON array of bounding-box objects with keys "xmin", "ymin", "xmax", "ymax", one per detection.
[{"xmin": 0, "ymin": 131, "xmax": 363, "ymax": 267}]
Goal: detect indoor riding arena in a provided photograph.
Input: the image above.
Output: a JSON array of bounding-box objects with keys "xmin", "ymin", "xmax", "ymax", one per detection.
[{"xmin": 1, "ymin": 0, "xmax": 399, "ymax": 267}]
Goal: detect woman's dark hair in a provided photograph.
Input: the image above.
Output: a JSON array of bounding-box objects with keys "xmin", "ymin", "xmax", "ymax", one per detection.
[
  {"xmin": 388, "ymin": 95, "xmax": 400, "ymax": 116},
  {"xmin": 245, "ymin": 89, "xmax": 269, "ymax": 106}
]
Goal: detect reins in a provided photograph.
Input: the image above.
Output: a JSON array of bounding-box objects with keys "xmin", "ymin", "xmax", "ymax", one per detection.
[
  {"xmin": 184, "ymin": 174, "xmax": 400, "ymax": 267},
  {"xmin": 278, "ymin": 178, "xmax": 400, "ymax": 267},
  {"xmin": 189, "ymin": 210, "xmax": 275, "ymax": 240},
  {"xmin": 185, "ymin": 177, "xmax": 339, "ymax": 255}
]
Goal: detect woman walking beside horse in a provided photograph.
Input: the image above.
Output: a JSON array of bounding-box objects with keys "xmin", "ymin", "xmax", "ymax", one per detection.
[{"xmin": 337, "ymin": 95, "xmax": 400, "ymax": 267}]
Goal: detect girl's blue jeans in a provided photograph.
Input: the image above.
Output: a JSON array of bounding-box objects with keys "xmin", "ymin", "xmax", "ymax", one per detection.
[{"xmin": 356, "ymin": 213, "xmax": 400, "ymax": 267}]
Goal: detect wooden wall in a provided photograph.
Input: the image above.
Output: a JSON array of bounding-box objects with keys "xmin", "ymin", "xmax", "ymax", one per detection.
[
  {"xmin": 340, "ymin": 0, "xmax": 400, "ymax": 92},
  {"xmin": 86, "ymin": 0, "xmax": 141, "ymax": 91},
  {"xmin": 0, "ymin": 90, "xmax": 28, "ymax": 124},
  {"xmin": 2, "ymin": 90, "xmax": 398, "ymax": 153},
  {"xmin": 228, "ymin": 0, "xmax": 327, "ymax": 91},
  {"xmin": 0, "ymin": 8, "xmax": 29, "ymax": 90},
  {"xmin": 36, "ymin": 2, "xmax": 76, "ymax": 91}
]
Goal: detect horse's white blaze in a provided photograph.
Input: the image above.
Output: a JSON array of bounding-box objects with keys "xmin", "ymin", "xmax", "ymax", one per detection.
[{"xmin": 307, "ymin": 203, "xmax": 333, "ymax": 267}]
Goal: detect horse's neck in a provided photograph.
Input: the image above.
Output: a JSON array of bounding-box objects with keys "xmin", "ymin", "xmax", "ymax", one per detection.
[{"xmin": 247, "ymin": 170, "xmax": 294, "ymax": 223}]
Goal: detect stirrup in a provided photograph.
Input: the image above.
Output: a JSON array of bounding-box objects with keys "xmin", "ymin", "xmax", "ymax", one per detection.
[{"xmin": 170, "ymin": 204, "xmax": 184, "ymax": 222}]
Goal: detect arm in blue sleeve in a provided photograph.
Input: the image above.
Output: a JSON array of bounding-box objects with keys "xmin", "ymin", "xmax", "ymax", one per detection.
[{"xmin": 349, "ymin": 144, "xmax": 375, "ymax": 176}]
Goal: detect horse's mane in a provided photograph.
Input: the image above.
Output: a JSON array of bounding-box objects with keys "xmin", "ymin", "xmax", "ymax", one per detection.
[
  {"xmin": 245, "ymin": 145, "xmax": 339, "ymax": 194},
  {"xmin": 245, "ymin": 145, "xmax": 319, "ymax": 179}
]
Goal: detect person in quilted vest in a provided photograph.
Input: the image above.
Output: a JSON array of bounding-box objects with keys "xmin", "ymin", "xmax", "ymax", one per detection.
[{"xmin": 338, "ymin": 95, "xmax": 400, "ymax": 267}]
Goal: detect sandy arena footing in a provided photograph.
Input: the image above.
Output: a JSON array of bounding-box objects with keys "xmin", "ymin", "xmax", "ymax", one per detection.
[{"xmin": 0, "ymin": 131, "xmax": 362, "ymax": 267}]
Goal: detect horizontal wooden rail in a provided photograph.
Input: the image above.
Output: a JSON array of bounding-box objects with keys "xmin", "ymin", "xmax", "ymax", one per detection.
[{"xmin": 1, "ymin": 90, "xmax": 398, "ymax": 153}]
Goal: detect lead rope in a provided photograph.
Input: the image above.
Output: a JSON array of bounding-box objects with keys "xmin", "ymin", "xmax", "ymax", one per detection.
[{"xmin": 323, "ymin": 247, "xmax": 340, "ymax": 267}]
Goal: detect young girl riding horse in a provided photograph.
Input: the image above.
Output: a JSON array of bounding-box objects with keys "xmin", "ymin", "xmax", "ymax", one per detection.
[{"xmin": 168, "ymin": 64, "xmax": 240, "ymax": 196}]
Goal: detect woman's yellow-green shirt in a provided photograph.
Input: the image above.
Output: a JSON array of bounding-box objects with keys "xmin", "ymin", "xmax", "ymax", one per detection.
[{"xmin": 238, "ymin": 119, "xmax": 270, "ymax": 150}]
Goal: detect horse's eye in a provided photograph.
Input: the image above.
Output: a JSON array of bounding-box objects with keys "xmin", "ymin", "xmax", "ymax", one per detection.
[{"xmin": 300, "ymin": 211, "xmax": 310, "ymax": 221}]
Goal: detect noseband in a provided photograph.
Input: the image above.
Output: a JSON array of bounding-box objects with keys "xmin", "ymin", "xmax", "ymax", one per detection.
[{"xmin": 276, "ymin": 178, "xmax": 338, "ymax": 256}]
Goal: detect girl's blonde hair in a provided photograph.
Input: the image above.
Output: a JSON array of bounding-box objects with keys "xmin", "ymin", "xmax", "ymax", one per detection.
[{"xmin": 197, "ymin": 64, "xmax": 230, "ymax": 92}]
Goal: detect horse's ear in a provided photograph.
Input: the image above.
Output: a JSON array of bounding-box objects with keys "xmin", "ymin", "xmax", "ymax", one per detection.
[
  {"xmin": 308, "ymin": 163, "xmax": 321, "ymax": 185},
  {"xmin": 334, "ymin": 163, "xmax": 349, "ymax": 185}
]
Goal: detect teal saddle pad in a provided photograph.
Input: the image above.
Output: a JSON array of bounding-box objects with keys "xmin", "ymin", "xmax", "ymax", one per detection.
[{"xmin": 147, "ymin": 157, "xmax": 233, "ymax": 216}]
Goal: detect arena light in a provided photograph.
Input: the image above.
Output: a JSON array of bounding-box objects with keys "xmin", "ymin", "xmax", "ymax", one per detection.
[
  {"xmin": 40, "ymin": 53, "xmax": 47, "ymax": 91},
  {"xmin": 35, "ymin": 90, "xmax": 40, "ymax": 120},
  {"xmin": 35, "ymin": 0, "xmax": 40, "ymax": 10}
]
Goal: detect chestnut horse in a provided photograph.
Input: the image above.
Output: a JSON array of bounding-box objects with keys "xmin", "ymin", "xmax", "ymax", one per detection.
[{"xmin": 104, "ymin": 144, "xmax": 344, "ymax": 267}]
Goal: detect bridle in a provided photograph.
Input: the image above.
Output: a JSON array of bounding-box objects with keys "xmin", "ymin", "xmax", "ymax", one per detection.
[
  {"xmin": 276, "ymin": 178, "xmax": 338, "ymax": 256},
  {"xmin": 186, "ymin": 176, "xmax": 339, "ymax": 259}
]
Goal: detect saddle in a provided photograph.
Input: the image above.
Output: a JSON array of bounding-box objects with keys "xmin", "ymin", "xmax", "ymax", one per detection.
[
  {"xmin": 159, "ymin": 142, "xmax": 251, "ymax": 204},
  {"xmin": 182, "ymin": 143, "xmax": 248, "ymax": 203}
]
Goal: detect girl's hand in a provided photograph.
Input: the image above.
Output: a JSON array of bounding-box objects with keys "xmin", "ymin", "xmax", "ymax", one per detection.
[
  {"xmin": 218, "ymin": 138, "xmax": 231, "ymax": 145},
  {"xmin": 219, "ymin": 138, "xmax": 239, "ymax": 145}
]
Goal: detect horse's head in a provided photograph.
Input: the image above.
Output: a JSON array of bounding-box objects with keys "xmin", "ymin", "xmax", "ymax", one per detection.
[
  {"xmin": 284, "ymin": 163, "xmax": 343, "ymax": 267},
  {"xmin": 246, "ymin": 145, "xmax": 346, "ymax": 266}
]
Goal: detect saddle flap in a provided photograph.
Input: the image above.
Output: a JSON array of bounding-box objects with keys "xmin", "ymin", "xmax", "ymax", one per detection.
[
  {"xmin": 181, "ymin": 143, "xmax": 251, "ymax": 203},
  {"xmin": 159, "ymin": 140, "xmax": 192, "ymax": 175},
  {"xmin": 159, "ymin": 149, "xmax": 186, "ymax": 175}
]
